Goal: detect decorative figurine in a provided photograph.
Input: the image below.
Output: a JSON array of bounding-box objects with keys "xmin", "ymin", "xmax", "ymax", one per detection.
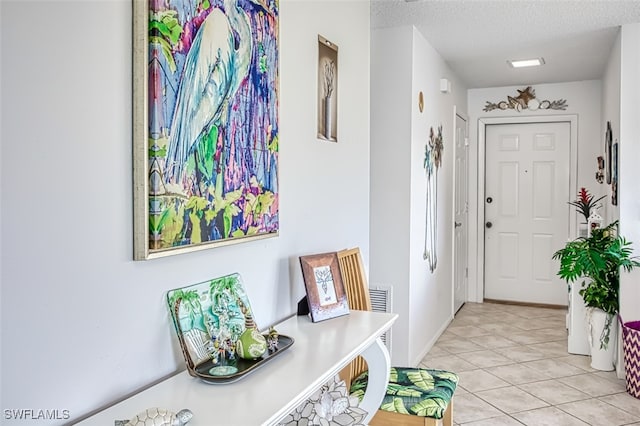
[
  {"xmin": 596, "ymin": 156, "xmax": 605, "ymax": 184},
  {"xmin": 267, "ymin": 326, "xmax": 279, "ymax": 352},
  {"xmin": 228, "ymin": 339, "xmax": 236, "ymax": 360},
  {"xmin": 114, "ymin": 407, "xmax": 192, "ymax": 426},
  {"xmin": 236, "ymin": 328, "xmax": 267, "ymax": 359},
  {"xmin": 207, "ymin": 336, "xmax": 219, "ymax": 364}
]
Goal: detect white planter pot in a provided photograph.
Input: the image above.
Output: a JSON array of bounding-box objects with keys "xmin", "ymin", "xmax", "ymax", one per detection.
[
  {"xmin": 567, "ymin": 282, "xmax": 590, "ymax": 355},
  {"xmin": 589, "ymin": 308, "xmax": 618, "ymax": 371}
]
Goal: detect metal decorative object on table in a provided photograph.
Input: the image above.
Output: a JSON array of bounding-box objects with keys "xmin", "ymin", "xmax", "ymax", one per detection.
[{"xmin": 114, "ymin": 407, "xmax": 192, "ymax": 426}]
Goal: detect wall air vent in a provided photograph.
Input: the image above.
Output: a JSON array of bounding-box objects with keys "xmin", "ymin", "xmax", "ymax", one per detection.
[{"xmin": 369, "ymin": 285, "xmax": 393, "ymax": 355}]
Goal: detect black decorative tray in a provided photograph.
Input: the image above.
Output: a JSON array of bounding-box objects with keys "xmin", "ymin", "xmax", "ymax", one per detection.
[
  {"xmin": 193, "ymin": 335, "xmax": 294, "ymax": 384},
  {"xmin": 167, "ymin": 275, "xmax": 295, "ymax": 384}
]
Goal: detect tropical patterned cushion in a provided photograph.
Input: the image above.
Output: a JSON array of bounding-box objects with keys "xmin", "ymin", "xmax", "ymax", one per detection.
[{"xmin": 350, "ymin": 367, "xmax": 458, "ymax": 419}]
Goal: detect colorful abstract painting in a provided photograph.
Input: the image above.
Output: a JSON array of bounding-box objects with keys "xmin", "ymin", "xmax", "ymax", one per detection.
[{"xmin": 134, "ymin": 0, "xmax": 279, "ymax": 259}]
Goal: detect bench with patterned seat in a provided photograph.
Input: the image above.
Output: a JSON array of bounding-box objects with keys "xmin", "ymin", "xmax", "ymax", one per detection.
[
  {"xmin": 337, "ymin": 248, "xmax": 458, "ymax": 426},
  {"xmin": 350, "ymin": 367, "xmax": 458, "ymax": 425}
]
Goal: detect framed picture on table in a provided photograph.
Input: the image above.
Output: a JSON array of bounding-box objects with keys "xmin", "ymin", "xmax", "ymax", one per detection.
[{"xmin": 299, "ymin": 252, "xmax": 350, "ymax": 322}]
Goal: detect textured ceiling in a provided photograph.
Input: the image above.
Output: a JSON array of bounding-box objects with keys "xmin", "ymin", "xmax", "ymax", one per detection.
[{"xmin": 371, "ymin": 0, "xmax": 640, "ymax": 88}]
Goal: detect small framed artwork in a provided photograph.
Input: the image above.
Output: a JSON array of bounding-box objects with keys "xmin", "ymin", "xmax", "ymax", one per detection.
[
  {"xmin": 605, "ymin": 121, "xmax": 613, "ymax": 184},
  {"xmin": 299, "ymin": 252, "xmax": 350, "ymax": 322},
  {"xmin": 612, "ymin": 141, "xmax": 619, "ymax": 205}
]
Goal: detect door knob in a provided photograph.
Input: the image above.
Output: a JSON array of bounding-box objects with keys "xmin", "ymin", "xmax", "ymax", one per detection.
[
  {"xmin": 485, "ymin": 221, "xmax": 493, "ymax": 228},
  {"xmin": 455, "ymin": 222, "xmax": 462, "ymax": 228}
]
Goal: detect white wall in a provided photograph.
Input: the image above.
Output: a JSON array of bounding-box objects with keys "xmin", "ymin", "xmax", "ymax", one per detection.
[
  {"xmin": 467, "ymin": 81, "xmax": 603, "ymax": 302},
  {"xmin": 370, "ymin": 25, "xmax": 413, "ymax": 366},
  {"xmin": 370, "ymin": 26, "xmax": 467, "ymax": 366},
  {"xmin": 408, "ymin": 28, "xmax": 467, "ymax": 364},
  {"xmin": 601, "ymin": 24, "xmax": 640, "ymax": 379},
  {"xmin": 619, "ymin": 24, "xmax": 640, "ymax": 344},
  {"xmin": 601, "ymin": 30, "xmax": 621, "ymax": 225},
  {"xmin": 0, "ymin": 1, "xmax": 371, "ymax": 423}
]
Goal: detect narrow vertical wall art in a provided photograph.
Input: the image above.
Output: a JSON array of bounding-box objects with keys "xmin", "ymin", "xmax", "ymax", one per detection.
[
  {"xmin": 317, "ymin": 35, "xmax": 338, "ymax": 142},
  {"xmin": 133, "ymin": 0, "xmax": 280, "ymax": 259},
  {"xmin": 605, "ymin": 121, "xmax": 613, "ymax": 184},
  {"xmin": 424, "ymin": 125, "xmax": 443, "ymax": 272},
  {"xmin": 612, "ymin": 141, "xmax": 619, "ymax": 206}
]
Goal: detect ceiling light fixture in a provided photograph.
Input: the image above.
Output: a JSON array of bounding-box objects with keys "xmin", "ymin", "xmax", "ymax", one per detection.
[{"xmin": 508, "ymin": 58, "xmax": 545, "ymax": 68}]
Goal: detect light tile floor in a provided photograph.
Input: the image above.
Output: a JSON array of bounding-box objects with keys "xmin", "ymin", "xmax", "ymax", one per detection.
[{"xmin": 419, "ymin": 302, "xmax": 640, "ymax": 426}]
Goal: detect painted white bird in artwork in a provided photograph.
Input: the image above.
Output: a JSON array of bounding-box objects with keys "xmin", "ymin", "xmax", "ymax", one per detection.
[{"xmin": 164, "ymin": 0, "xmax": 271, "ymax": 185}]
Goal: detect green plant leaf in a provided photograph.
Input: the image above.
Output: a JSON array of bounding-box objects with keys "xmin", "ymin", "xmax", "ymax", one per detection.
[
  {"xmin": 150, "ymin": 10, "xmax": 183, "ymax": 44},
  {"xmin": 406, "ymin": 369, "xmax": 435, "ymax": 391},
  {"xmin": 196, "ymin": 126, "xmax": 217, "ymax": 181},
  {"xmin": 386, "ymin": 384, "xmax": 421, "ymax": 397},
  {"xmin": 161, "ymin": 200, "xmax": 184, "ymax": 246},
  {"xmin": 149, "ymin": 36, "xmax": 177, "ymax": 73},
  {"xmin": 189, "ymin": 212, "xmax": 202, "ymax": 244},
  {"xmin": 268, "ymin": 136, "xmax": 279, "ymax": 153},
  {"xmin": 553, "ymin": 220, "xmax": 639, "ymax": 323},
  {"xmin": 204, "ymin": 209, "xmax": 216, "ymax": 225},
  {"xmin": 149, "ymin": 207, "xmax": 171, "ymax": 233},
  {"xmin": 410, "ymin": 397, "xmax": 446, "ymax": 417},
  {"xmin": 389, "ymin": 367, "xmax": 397, "ymax": 383},
  {"xmin": 186, "ymin": 196, "xmax": 208, "ymax": 211},
  {"xmin": 380, "ymin": 397, "xmax": 409, "ymax": 414}
]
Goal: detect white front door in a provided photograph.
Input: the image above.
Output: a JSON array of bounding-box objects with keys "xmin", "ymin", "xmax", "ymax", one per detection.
[
  {"xmin": 484, "ymin": 122, "xmax": 570, "ymax": 305},
  {"xmin": 454, "ymin": 113, "xmax": 469, "ymax": 313}
]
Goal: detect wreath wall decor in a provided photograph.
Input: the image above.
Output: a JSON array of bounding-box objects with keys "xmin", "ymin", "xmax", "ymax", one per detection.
[{"xmin": 483, "ymin": 86, "xmax": 568, "ymax": 112}]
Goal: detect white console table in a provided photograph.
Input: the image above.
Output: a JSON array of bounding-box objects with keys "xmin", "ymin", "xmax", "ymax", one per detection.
[{"xmin": 76, "ymin": 310, "xmax": 397, "ymax": 426}]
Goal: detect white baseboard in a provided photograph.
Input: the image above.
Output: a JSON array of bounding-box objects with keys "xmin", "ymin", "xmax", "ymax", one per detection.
[{"xmin": 412, "ymin": 314, "xmax": 454, "ymax": 366}]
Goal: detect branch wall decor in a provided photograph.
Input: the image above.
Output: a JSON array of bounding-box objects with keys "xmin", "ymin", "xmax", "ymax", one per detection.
[
  {"xmin": 424, "ymin": 125, "xmax": 443, "ymax": 273},
  {"xmin": 317, "ymin": 35, "xmax": 338, "ymax": 142},
  {"xmin": 483, "ymin": 86, "xmax": 567, "ymax": 112}
]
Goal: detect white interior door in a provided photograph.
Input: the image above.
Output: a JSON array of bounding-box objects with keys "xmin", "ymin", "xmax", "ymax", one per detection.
[
  {"xmin": 454, "ymin": 113, "xmax": 468, "ymax": 313},
  {"xmin": 484, "ymin": 122, "xmax": 570, "ymax": 305}
]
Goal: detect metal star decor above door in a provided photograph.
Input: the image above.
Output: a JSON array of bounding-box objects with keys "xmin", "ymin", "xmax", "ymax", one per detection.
[{"xmin": 483, "ymin": 86, "xmax": 568, "ymax": 112}]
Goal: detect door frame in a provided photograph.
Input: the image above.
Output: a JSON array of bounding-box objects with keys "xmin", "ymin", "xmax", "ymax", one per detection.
[
  {"xmin": 451, "ymin": 106, "xmax": 469, "ymax": 314},
  {"xmin": 474, "ymin": 115, "xmax": 578, "ymax": 303}
]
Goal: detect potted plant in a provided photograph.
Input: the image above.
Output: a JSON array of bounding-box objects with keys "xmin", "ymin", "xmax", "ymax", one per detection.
[
  {"xmin": 553, "ymin": 220, "xmax": 640, "ymax": 370},
  {"xmin": 569, "ymin": 188, "xmax": 606, "ymax": 222},
  {"xmin": 569, "ymin": 187, "xmax": 605, "ymax": 236}
]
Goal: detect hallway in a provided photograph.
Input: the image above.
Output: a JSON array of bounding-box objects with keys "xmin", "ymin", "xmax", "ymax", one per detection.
[{"xmin": 419, "ymin": 302, "xmax": 640, "ymax": 425}]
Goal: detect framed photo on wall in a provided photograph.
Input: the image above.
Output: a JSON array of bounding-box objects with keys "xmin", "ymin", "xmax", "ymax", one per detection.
[
  {"xmin": 612, "ymin": 141, "xmax": 619, "ymax": 205},
  {"xmin": 299, "ymin": 252, "xmax": 350, "ymax": 322},
  {"xmin": 605, "ymin": 121, "xmax": 613, "ymax": 184}
]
